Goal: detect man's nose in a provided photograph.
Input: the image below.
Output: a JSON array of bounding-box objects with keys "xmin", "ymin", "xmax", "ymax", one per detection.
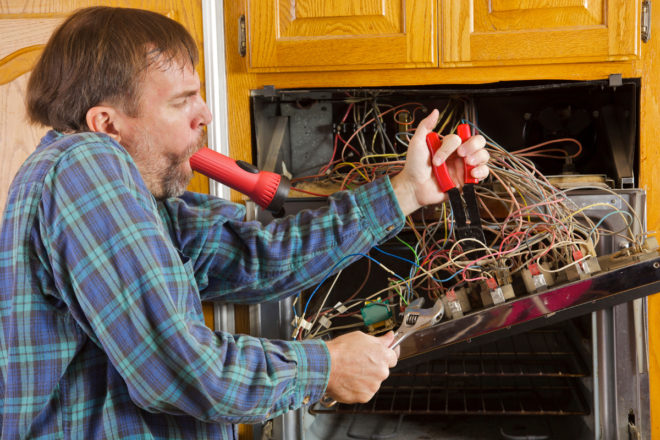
[{"xmin": 193, "ymin": 101, "xmax": 212, "ymax": 129}]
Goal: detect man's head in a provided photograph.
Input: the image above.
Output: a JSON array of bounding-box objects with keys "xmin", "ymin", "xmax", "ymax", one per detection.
[{"xmin": 27, "ymin": 7, "xmax": 212, "ymax": 199}]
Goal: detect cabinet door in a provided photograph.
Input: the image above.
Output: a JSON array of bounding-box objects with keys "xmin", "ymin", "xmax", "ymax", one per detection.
[
  {"xmin": 247, "ymin": 0, "xmax": 436, "ymax": 71},
  {"xmin": 0, "ymin": 0, "xmax": 208, "ymax": 213},
  {"xmin": 444, "ymin": 0, "xmax": 639, "ymax": 65}
]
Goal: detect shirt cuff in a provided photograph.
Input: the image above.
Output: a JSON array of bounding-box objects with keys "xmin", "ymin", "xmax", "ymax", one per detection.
[
  {"xmin": 352, "ymin": 177, "xmax": 405, "ymax": 243},
  {"xmin": 290, "ymin": 338, "xmax": 331, "ymax": 407}
]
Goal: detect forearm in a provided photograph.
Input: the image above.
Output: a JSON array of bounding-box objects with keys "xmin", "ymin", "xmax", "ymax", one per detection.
[{"xmin": 162, "ymin": 178, "xmax": 405, "ymax": 303}]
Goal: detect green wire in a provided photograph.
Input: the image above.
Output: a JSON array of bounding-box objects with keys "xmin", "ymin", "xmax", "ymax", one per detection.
[{"xmin": 395, "ymin": 235, "xmax": 419, "ymax": 267}]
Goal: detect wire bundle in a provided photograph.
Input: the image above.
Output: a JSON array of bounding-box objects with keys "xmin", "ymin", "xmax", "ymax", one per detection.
[{"xmin": 288, "ymin": 94, "xmax": 644, "ymax": 341}]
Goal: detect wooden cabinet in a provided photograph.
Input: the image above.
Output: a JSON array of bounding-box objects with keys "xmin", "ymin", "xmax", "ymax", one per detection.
[
  {"xmin": 247, "ymin": 0, "xmax": 436, "ymax": 70},
  {"xmin": 246, "ymin": 0, "xmax": 639, "ymax": 72},
  {"xmin": 444, "ymin": 0, "xmax": 639, "ymax": 65},
  {"xmin": 226, "ymin": 2, "xmax": 660, "ymax": 438}
]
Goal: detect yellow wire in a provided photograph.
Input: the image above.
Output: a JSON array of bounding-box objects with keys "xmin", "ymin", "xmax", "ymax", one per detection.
[{"xmin": 335, "ymin": 162, "xmax": 370, "ymax": 182}]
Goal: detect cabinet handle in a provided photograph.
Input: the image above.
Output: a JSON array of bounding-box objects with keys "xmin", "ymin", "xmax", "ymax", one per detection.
[{"xmin": 238, "ymin": 14, "xmax": 246, "ymax": 57}]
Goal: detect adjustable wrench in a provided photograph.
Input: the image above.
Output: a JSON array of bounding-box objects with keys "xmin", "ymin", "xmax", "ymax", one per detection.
[
  {"xmin": 319, "ymin": 297, "xmax": 444, "ymax": 407},
  {"xmin": 389, "ymin": 297, "xmax": 444, "ymax": 349}
]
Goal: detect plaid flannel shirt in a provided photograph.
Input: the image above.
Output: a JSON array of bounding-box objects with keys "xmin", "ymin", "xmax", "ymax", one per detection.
[{"xmin": 0, "ymin": 130, "xmax": 403, "ymax": 439}]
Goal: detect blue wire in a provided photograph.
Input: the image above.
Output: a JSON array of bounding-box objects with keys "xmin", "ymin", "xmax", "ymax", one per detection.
[
  {"xmin": 374, "ymin": 245, "xmax": 479, "ymax": 283},
  {"xmin": 588, "ymin": 210, "xmax": 633, "ymax": 237},
  {"xmin": 296, "ymin": 253, "xmax": 410, "ymax": 318}
]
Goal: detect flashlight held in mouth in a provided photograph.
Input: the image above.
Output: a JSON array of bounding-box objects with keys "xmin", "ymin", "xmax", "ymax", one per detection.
[{"xmin": 190, "ymin": 147, "xmax": 290, "ymax": 215}]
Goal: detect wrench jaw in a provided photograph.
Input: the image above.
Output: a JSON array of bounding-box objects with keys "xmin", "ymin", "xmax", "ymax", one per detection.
[
  {"xmin": 390, "ymin": 299, "xmax": 445, "ymax": 350},
  {"xmin": 319, "ymin": 299, "xmax": 444, "ymax": 407}
]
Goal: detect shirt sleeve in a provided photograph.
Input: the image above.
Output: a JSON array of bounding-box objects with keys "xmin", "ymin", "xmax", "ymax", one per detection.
[
  {"xmin": 37, "ymin": 137, "xmax": 336, "ymax": 424},
  {"xmin": 158, "ymin": 178, "xmax": 404, "ymax": 304}
]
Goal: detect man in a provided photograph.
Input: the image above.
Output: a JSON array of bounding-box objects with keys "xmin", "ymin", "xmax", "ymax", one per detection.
[{"xmin": 0, "ymin": 6, "xmax": 489, "ymax": 439}]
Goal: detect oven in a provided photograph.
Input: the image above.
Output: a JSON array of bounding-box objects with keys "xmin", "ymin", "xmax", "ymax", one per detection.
[{"xmin": 231, "ymin": 78, "xmax": 660, "ymax": 439}]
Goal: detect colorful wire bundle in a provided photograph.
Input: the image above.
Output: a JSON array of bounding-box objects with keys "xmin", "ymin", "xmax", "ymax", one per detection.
[{"xmin": 288, "ymin": 94, "xmax": 645, "ymax": 341}]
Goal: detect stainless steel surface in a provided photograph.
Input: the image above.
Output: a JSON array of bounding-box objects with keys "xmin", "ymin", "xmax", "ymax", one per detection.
[
  {"xmin": 595, "ymin": 308, "xmax": 615, "ymax": 440},
  {"xmin": 395, "ymin": 254, "xmax": 660, "ymax": 363}
]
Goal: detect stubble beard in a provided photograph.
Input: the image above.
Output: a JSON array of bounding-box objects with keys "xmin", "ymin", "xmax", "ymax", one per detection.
[
  {"xmin": 131, "ymin": 129, "xmax": 206, "ymax": 200},
  {"xmin": 159, "ymin": 136, "xmax": 205, "ymax": 199}
]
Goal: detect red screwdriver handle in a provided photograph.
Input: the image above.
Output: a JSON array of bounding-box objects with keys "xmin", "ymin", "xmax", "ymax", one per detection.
[
  {"xmin": 457, "ymin": 123, "xmax": 478, "ymax": 184},
  {"xmin": 425, "ymin": 132, "xmax": 456, "ymax": 193}
]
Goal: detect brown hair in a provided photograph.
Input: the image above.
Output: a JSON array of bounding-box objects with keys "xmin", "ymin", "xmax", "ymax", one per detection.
[{"xmin": 26, "ymin": 6, "xmax": 199, "ymax": 132}]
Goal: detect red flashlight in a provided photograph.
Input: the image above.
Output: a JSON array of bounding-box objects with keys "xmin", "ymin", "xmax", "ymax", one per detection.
[{"xmin": 190, "ymin": 147, "xmax": 290, "ymax": 215}]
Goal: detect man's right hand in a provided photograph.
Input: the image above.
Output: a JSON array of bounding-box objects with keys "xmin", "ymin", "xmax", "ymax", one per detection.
[{"xmin": 323, "ymin": 331, "xmax": 398, "ymax": 403}]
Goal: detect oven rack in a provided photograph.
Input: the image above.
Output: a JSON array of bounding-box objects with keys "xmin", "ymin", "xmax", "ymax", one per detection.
[{"xmin": 311, "ymin": 327, "xmax": 591, "ymax": 417}]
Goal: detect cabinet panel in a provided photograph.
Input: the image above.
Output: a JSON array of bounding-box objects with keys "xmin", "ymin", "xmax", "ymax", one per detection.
[
  {"xmin": 444, "ymin": 0, "xmax": 638, "ymax": 65},
  {"xmin": 248, "ymin": 0, "xmax": 436, "ymax": 70}
]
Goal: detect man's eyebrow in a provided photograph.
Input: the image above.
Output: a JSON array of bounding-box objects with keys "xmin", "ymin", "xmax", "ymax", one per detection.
[{"xmin": 169, "ymin": 89, "xmax": 199, "ymax": 101}]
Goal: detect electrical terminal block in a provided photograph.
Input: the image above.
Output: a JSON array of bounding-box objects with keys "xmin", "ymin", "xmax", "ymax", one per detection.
[
  {"xmin": 583, "ymin": 238, "xmax": 597, "ymax": 259},
  {"xmin": 493, "ymin": 266, "xmax": 513, "ymax": 289},
  {"xmin": 522, "ymin": 262, "xmax": 554, "ymax": 293},
  {"xmin": 442, "ymin": 287, "xmax": 471, "ymax": 319},
  {"xmin": 643, "ymin": 236, "xmax": 659, "ymax": 253},
  {"xmin": 565, "ymin": 250, "xmax": 601, "ymax": 281},
  {"xmin": 480, "ymin": 278, "xmax": 514, "ymax": 307}
]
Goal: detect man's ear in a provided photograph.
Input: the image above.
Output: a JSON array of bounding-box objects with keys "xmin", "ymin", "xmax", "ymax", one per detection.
[{"xmin": 86, "ymin": 106, "xmax": 124, "ymax": 142}]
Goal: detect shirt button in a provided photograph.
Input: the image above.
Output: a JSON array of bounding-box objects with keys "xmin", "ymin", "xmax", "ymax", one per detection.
[
  {"xmin": 386, "ymin": 225, "xmax": 394, "ymax": 232},
  {"xmin": 302, "ymin": 395, "xmax": 311, "ymax": 405}
]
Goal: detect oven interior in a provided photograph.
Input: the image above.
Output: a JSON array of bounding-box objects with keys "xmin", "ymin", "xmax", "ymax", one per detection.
[{"xmin": 245, "ymin": 78, "xmax": 656, "ymax": 439}]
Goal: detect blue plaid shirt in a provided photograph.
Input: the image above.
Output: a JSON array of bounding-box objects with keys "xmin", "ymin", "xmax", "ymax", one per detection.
[{"xmin": 0, "ymin": 130, "xmax": 403, "ymax": 439}]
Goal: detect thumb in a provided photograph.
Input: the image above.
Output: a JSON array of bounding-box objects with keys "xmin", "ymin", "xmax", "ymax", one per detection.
[
  {"xmin": 377, "ymin": 331, "xmax": 396, "ymax": 347},
  {"xmin": 419, "ymin": 108, "xmax": 440, "ymax": 132},
  {"xmin": 378, "ymin": 331, "xmax": 400, "ymax": 365}
]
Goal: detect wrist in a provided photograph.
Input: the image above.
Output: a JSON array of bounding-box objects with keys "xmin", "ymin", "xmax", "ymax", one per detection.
[{"xmin": 391, "ymin": 174, "xmax": 421, "ymax": 216}]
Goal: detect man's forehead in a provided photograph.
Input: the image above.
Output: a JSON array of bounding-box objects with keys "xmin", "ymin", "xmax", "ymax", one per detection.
[{"xmin": 143, "ymin": 58, "xmax": 199, "ymax": 95}]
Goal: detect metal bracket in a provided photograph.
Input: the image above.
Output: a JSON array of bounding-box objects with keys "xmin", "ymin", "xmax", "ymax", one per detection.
[
  {"xmin": 642, "ymin": 1, "xmax": 652, "ymax": 43},
  {"xmin": 608, "ymin": 73, "xmax": 623, "ymax": 88}
]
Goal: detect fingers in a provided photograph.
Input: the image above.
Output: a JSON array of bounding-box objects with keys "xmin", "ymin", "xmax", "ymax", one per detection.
[
  {"xmin": 470, "ymin": 164, "xmax": 490, "ymax": 181},
  {"xmin": 458, "ymin": 134, "xmax": 490, "ymax": 181},
  {"xmin": 457, "ymin": 134, "xmax": 487, "ymax": 158},
  {"xmin": 437, "ymin": 133, "xmax": 490, "ymax": 181},
  {"xmin": 432, "ymin": 133, "xmax": 461, "ymax": 166}
]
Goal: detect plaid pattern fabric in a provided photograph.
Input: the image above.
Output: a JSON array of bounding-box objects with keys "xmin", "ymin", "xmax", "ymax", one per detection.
[{"xmin": 0, "ymin": 131, "xmax": 403, "ymax": 439}]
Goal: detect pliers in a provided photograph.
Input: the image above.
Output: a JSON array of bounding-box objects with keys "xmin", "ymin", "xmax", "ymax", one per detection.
[{"xmin": 426, "ymin": 123, "xmax": 487, "ymax": 257}]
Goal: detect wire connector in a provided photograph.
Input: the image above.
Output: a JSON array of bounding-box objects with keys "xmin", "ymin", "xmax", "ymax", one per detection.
[
  {"xmin": 566, "ymin": 249, "xmax": 601, "ymax": 281},
  {"xmin": 333, "ymin": 302, "xmax": 348, "ymax": 314},
  {"xmin": 318, "ymin": 315, "xmax": 332, "ymax": 329},
  {"xmin": 522, "ymin": 262, "xmax": 554, "ymax": 293},
  {"xmin": 446, "ymin": 289, "xmax": 464, "ymax": 318},
  {"xmin": 485, "ymin": 278, "xmax": 506, "ymax": 305},
  {"xmin": 290, "ymin": 316, "xmax": 312, "ymax": 339}
]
